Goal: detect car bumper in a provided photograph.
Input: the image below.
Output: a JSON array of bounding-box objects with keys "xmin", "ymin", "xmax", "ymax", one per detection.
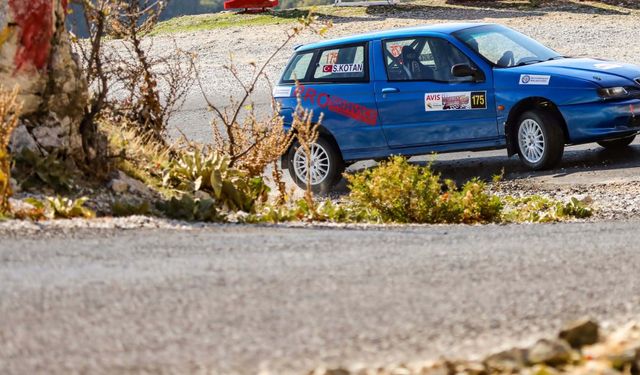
[{"xmin": 560, "ymin": 99, "xmax": 640, "ymax": 143}]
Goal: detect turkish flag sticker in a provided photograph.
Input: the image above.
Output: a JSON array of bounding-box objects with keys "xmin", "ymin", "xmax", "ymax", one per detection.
[{"xmin": 322, "ymin": 65, "xmax": 333, "ymax": 73}]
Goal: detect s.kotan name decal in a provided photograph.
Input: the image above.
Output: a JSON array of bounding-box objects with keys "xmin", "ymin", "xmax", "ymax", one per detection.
[{"xmin": 321, "ymin": 63, "xmax": 364, "ymax": 74}]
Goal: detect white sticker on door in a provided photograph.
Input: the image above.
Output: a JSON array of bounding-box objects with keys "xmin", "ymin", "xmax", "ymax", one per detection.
[
  {"xmin": 424, "ymin": 91, "xmax": 487, "ymax": 112},
  {"xmin": 272, "ymin": 86, "xmax": 292, "ymax": 98},
  {"xmin": 519, "ymin": 74, "xmax": 551, "ymax": 85}
]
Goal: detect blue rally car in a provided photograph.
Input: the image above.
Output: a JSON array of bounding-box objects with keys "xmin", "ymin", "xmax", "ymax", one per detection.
[{"xmin": 274, "ymin": 23, "xmax": 640, "ymax": 191}]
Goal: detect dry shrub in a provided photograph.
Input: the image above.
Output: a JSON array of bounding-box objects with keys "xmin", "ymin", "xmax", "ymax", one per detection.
[
  {"xmin": 193, "ymin": 11, "xmax": 331, "ymax": 205},
  {"xmin": 290, "ymin": 101, "xmax": 321, "ymax": 209},
  {"xmin": 73, "ymin": 0, "xmax": 194, "ymax": 145},
  {"xmin": 109, "ymin": 0, "xmax": 194, "ymax": 143},
  {"xmin": 0, "ymin": 86, "xmax": 22, "ymax": 214},
  {"xmin": 208, "ymin": 94, "xmax": 295, "ymax": 177}
]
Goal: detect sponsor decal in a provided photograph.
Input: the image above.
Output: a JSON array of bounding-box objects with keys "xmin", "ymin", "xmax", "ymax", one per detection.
[
  {"xmin": 519, "ymin": 74, "xmax": 551, "ymax": 85},
  {"xmin": 272, "ymin": 86, "xmax": 292, "ymax": 98},
  {"xmin": 424, "ymin": 91, "xmax": 487, "ymax": 111},
  {"xmin": 594, "ymin": 63, "xmax": 623, "ymax": 70},
  {"xmin": 295, "ymin": 84, "xmax": 378, "ymax": 126},
  {"xmin": 321, "ymin": 63, "xmax": 364, "ymax": 74}
]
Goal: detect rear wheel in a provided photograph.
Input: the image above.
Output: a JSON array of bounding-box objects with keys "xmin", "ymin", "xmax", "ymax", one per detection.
[
  {"xmin": 597, "ymin": 135, "xmax": 636, "ymax": 149},
  {"xmin": 516, "ymin": 110, "xmax": 565, "ymax": 170},
  {"xmin": 287, "ymin": 137, "xmax": 344, "ymax": 193}
]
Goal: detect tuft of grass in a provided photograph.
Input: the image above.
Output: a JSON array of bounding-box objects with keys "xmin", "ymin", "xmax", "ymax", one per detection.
[
  {"xmin": 103, "ymin": 119, "xmax": 173, "ymax": 197},
  {"xmin": 151, "ymin": 10, "xmax": 304, "ymax": 35},
  {"xmin": 111, "ymin": 199, "xmax": 154, "ymax": 217},
  {"xmin": 502, "ymin": 195, "xmax": 593, "ymax": 223},
  {"xmin": 150, "ymin": 6, "xmax": 366, "ymax": 35}
]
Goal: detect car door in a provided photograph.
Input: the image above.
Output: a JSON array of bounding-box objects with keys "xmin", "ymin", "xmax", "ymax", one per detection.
[
  {"xmin": 290, "ymin": 43, "xmax": 387, "ymax": 155},
  {"xmin": 374, "ymin": 36, "xmax": 499, "ymax": 148}
]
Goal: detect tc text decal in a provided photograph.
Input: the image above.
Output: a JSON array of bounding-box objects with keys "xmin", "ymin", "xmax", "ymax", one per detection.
[{"xmin": 295, "ymin": 84, "xmax": 377, "ymax": 126}]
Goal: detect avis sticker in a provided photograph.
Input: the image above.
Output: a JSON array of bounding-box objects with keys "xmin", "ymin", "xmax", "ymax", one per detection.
[
  {"xmin": 519, "ymin": 74, "xmax": 551, "ymax": 85},
  {"xmin": 425, "ymin": 91, "xmax": 487, "ymax": 111},
  {"xmin": 272, "ymin": 86, "xmax": 292, "ymax": 98},
  {"xmin": 322, "ymin": 63, "xmax": 364, "ymax": 73},
  {"xmin": 594, "ymin": 63, "xmax": 623, "ymax": 70}
]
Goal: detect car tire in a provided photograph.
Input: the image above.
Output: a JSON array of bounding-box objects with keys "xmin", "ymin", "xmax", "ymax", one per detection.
[
  {"xmin": 597, "ymin": 135, "xmax": 636, "ymax": 149},
  {"xmin": 287, "ymin": 136, "xmax": 344, "ymax": 194},
  {"xmin": 516, "ymin": 110, "xmax": 565, "ymax": 170}
]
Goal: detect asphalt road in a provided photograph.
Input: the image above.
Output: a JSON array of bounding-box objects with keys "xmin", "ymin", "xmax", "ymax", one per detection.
[{"xmin": 2, "ymin": 222, "xmax": 640, "ymax": 374}]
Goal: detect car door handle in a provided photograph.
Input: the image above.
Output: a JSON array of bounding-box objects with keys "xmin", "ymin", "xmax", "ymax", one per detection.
[{"xmin": 381, "ymin": 87, "xmax": 400, "ymax": 94}]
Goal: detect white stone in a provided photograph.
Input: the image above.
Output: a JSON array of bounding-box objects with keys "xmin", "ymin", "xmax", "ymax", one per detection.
[
  {"xmin": 10, "ymin": 124, "xmax": 40, "ymax": 153},
  {"xmin": 109, "ymin": 179, "xmax": 128, "ymax": 194},
  {"xmin": 32, "ymin": 126, "xmax": 65, "ymax": 150}
]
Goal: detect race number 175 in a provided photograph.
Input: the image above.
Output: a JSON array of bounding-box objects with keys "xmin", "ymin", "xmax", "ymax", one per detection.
[{"xmin": 470, "ymin": 92, "xmax": 487, "ymax": 109}]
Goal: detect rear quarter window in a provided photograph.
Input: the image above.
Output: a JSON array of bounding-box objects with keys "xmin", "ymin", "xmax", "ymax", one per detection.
[{"xmin": 281, "ymin": 52, "xmax": 313, "ymax": 82}]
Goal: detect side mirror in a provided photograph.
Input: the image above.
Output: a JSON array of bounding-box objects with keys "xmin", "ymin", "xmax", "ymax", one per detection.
[{"xmin": 451, "ymin": 64, "xmax": 484, "ymax": 81}]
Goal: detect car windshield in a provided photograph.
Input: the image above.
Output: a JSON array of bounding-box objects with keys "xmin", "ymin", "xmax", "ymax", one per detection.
[{"xmin": 453, "ymin": 24, "xmax": 562, "ymax": 68}]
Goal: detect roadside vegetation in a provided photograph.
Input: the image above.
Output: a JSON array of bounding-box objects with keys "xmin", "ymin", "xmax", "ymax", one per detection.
[
  {"xmin": 0, "ymin": 87, "xmax": 21, "ymax": 217},
  {"xmin": 0, "ymin": 1, "xmax": 593, "ymax": 225}
]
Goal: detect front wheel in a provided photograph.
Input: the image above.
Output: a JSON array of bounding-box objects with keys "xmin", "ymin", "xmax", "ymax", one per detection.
[
  {"xmin": 597, "ymin": 135, "xmax": 636, "ymax": 149},
  {"xmin": 516, "ymin": 110, "xmax": 565, "ymax": 170},
  {"xmin": 287, "ymin": 137, "xmax": 344, "ymax": 193}
]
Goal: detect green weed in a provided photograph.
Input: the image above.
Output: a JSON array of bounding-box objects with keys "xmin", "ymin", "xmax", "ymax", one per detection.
[
  {"xmin": 24, "ymin": 196, "xmax": 96, "ymax": 220},
  {"xmin": 162, "ymin": 146, "xmax": 269, "ymax": 213},
  {"xmin": 502, "ymin": 195, "xmax": 593, "ymax": 223},
  {"xmin": 13, "ymin": 149, "xmax": 74, "ymax": 192},
  {"xmin": 345, "ymin": 156, "xmax": 503, "ymax": 224},
  {"xmin": 156, "ymin": 194, "xmax": 220, "ymax": 222}
]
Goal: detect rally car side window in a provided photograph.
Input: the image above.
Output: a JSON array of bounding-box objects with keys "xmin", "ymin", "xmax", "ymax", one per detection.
[
  {"xmin": 281, "ymin": 52, "xmax": 314, "ymax": 83},
  {"xmin": 311, "ymin": 43, "xmax": 368, "ymax": 82},
  {"xmin": 383, "ymin": 37, "xmax": 477, "ymax": 83}
]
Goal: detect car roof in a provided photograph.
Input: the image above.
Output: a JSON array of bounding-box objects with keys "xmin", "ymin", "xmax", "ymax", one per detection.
[{"xmin": 296, "ymin": 22, "xmax": 492, "ymax": 52}]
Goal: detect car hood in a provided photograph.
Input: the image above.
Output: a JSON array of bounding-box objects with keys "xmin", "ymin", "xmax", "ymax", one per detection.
[{"xmin": 505, "ymin": 58, "xmax": 640, "ymax": 87}]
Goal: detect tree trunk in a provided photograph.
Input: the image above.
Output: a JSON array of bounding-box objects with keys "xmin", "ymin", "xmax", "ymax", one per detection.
[{"xmin": 0, "ymin": 0, "xmax": 98, "ymax": 170}]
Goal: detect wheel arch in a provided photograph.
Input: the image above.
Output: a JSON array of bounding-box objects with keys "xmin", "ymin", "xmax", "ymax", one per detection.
[
  {"xmin": 505, "ymin": 97, "xmax": 569, "ymax": 156},
  {"xmin": 280, "ymin": 125, "xmax": 344, "ymax": 170}
]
